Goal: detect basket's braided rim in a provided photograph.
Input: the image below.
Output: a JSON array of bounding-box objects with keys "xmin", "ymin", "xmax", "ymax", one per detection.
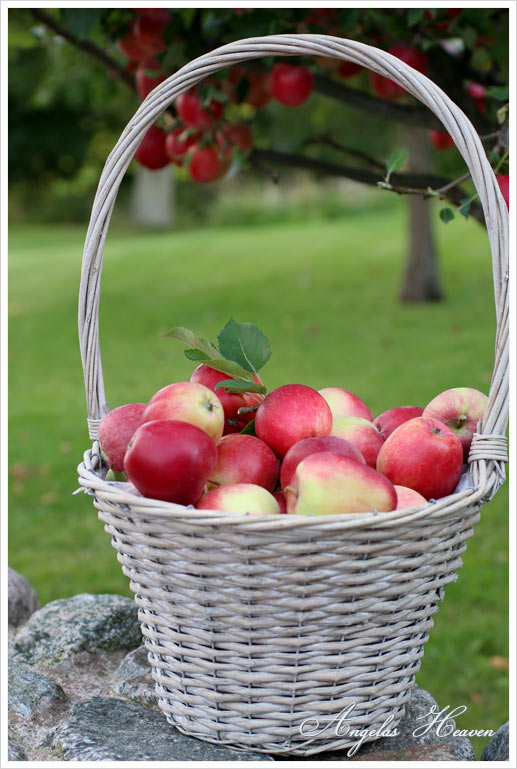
[{"xmin": 78, "ymin": 35, "xmax": 509, "ymax": 525}]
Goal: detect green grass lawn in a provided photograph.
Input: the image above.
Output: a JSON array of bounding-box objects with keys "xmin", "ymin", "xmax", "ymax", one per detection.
[{"xmin": 8, "ymin": 207, "xmax": 508, "ymax": 757}]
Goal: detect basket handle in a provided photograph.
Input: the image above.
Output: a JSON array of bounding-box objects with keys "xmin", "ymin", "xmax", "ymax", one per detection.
[{"xmin": 79, "ymin": 34, "xmax": 508, "ymax": 487}]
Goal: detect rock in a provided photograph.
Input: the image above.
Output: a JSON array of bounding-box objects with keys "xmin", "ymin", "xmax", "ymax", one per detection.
[
  {"xmin": 8, "ymin": 567, "xmax": 40, "ymax": 627},
  {"xmin": 47, "ymin": 651, "xmax": 129, "ymax": 703},
  {"xmin": 52, "ymin": 697, "xmax": 272, "ymax": 762},
  {"xmin": 275, "ymin": 686, "xmax": 475, "ymax": 761},
  {"xmin": 10, "ymin": 594, "xmax": 142, "ymax": 667},
  {"xmin": 481, "ymin": 721, "xmax": 509, "ymax": 761},
  {"xmin": 354, "ymin": 743, "xmax": 475, "ymax": 761},
  {"xmin": 111, "ymin": 645, "xmax": 158, "ymax": 708},
  {"xmin": 8, "ymin": 659, "xmax": 69, "ymax": 723},
  {"xmin": 8, "ymin": 737, "xmax": 28, "ymax": 761},
  {"xmin": 358, "ymin": 687, "xmax": 475, "ymax": 760}
]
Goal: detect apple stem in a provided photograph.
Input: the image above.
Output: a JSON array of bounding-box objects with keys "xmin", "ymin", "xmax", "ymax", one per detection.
[
  {"xmin": 237, "ymin": 404, "xmax": 259, "ymax": 416},
  {"xmin": 284, "ymin": 485, "xmax": 297, "ymax": 498}
]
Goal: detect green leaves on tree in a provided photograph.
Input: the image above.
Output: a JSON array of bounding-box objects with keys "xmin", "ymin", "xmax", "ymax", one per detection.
[
  {"xmin": 61, "ymin": 9, "xmax": 104, "ymax": 39},
  {"xmin": 385, "ymin": 149, "xmax": 409, "ymax": 183},
  {"xmin": 439, "ymin": 207, "xmax": 455, "ymax": 224}
]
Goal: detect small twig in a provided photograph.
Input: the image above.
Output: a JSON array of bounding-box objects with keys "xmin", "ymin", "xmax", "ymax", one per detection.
[
  {"xmin": 493, "ymin": 150, "xmax": 509, "ymax": 174},
  {"xmin": 434, "ymin": 172, "xmax": 472, "ymax": 196}
]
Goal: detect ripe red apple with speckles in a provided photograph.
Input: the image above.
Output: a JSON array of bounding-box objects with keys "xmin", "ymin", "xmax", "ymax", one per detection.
[
  {"xmin": 196, "ymin": 483, "xmax": 280, "ymax": 515},
  {"xmin": 142, "ymin": 381, "xmax": 225, "ymax": 443},
  {"xmin": 255, "ymin": 384, "xmax": 332, "ymax": 458},
  {"xmin": 373, "ymin": 406, "xmax": 424, "ymax": 441},
  {"xmin": 422, "ymin": 387, "xmax": 488, "ymax": 462},
  {"xmin": 376, "ymin": 416, "xmax": 463, "ymax": 500},
  {"xmin": 286, "ymin": 452, "xmax": 397, "ymax": 515},
  {"xmin": 208, "ymin": 434, "xmax": 279, "ymax": 491},
  {"xmin": 124, "ymin": 419, "xmax": 217, "ymax": 504},
  {"xmin": 280, "ymin": 435, "xmax": 365, "ymax": 492},
  {"xmin": 98, "ymin": 403, "xmax": 146, "ymax": 472}
]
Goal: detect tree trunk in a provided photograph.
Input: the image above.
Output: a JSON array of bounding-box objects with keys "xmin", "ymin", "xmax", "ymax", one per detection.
[
  {"xmin": 400, "ymin": 127, "xmax": 443, "ymax": 302},
  {"xmin": 131, "ymin": 166, "xmax": 174, "ymax": 228}
]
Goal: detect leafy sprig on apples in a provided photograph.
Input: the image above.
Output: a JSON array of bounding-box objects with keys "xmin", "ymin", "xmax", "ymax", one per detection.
[{"xmin": 166, "ymin": 318, "xmax": 270, "ymax": 396}]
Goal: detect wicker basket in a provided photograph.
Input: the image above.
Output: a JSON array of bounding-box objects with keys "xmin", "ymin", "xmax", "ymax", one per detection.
[{"xmin": 77, "ymin": 35, "xmax": 509, "ymax": 756}]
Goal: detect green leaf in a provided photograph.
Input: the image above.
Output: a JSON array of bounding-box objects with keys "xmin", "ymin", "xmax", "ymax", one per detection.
[
  {"xmin": 459, "ymin": 194, "xmax": 477, "ymax": 220},
  {"xmin": 486, "ymin": 86, "xmax": 509, "ymax": 101},
  {"xmin": 217, "ymin": 318, "xmax": 271, "ymax": 374},
  {"xmin": 240, "ymin": 418, "xmax": 257, "ymax": 436},
  {"xmin": 459, "ymin": 201, "xmax": 471, "ymax": 220},
  {"xmin": 439, "ymin": 207, "xmax": 455, "ymax": 224},
  {"xmin": 214, "ymin": 379, "xmax": 267, "ymax": 395},
  {"xmin": 184, "ymin": 349, "xmax": 211, "ymax": 361},
  {"xmin": 62, "ymin": 8, "xmax": 103, "ymax": 39},
  {"xmin": 408, "ymin": 8, "xmax": 425, "ymax": 26},
  {"xmin": 200, "ymin": 359, "xmax": 256, "ymax": 383},
  {"xmin": 164, "ymin": 327, "xmax": 219, "ymax": 359},
  {"xmin": 385, "ymin": 149, "xmax": 409, "ymax": 183}
]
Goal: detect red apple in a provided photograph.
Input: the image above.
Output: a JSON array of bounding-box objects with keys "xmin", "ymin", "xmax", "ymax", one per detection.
[
  {"xmin": 208, "ymin": 434, "xmax": 279, "ymax": 491},
  {"xmin": 422, "ymin": 387, "xmax": 488, "ymax": 462},
  {"xmin": 286, "ymin": 452, "xmax": 397, "ymax": 515},
  {"xmin": 270, "ymin": 62, "xmax": 314, "ymax": 107},
  {"xmin": 176, "ymin": 90, "xmax": 224, "ymax": 130},
  {"xmin": 496, "ymin": 174, "xmax": 509, "ymax": 210},
  {"xmin": 242, "ymin": 69, "xmax": 271, "ymax": 108},
  {"xmin": 124, "ymin": 419, "xmax": 217, "ymax": 504},
  {"xmin": 143, "ymin": 381, "xmax": 225, "ymax": 443},
  {"xmin": 165, "ymin": 126, "xmax": 201, "ymax": 165},
  {"xmin": 373, "ymin": 406, "xmax": 424, "ymax": 441},
  {"xmin": 98, "ymin": 403, "xmax": 146, "ymax": 472},
  {"xmin": 280, "ymin": 435, "xmax": 365, "ymax": 492},
  {"xmin": 370, "ymin": 45, "xmax": 428, "ymax": 100},
  {"xmin": 188, "ymin": 145, "xmax": 229, "ymax": 183},
  {"xmin": 117, "ymin": 32, "xmax": 150, "ymax": 62},
  {"xmin": 318, "ymin": 387, "xmax": 373, "ymax": 421},
  {"xmin": 255, "ymin": 384, "xmax": 332, "ymax": 458},
  {"xmin": 395, "ymin": 485, "xmax": 428, "ymax": 509},
  {"xmin": 376, "ymin": 417, "xmax": 463, "ymax": 500},
  {"xmin": 273, "ymin": 490, "xmax": 287, "ymax": 514},
  {"xmin": 331, "ymin": 416, "xmax": 384, "ymax": 468},
  {"xmin": 132, "ymin": 12, "xmax": 168, "ymax": 56},
  {"xmin": 466, "ymin": 81, "xmax": 486, "ymax": 100},
  {"xmin": 429, "ymin": 130, "xmax": 455, "ymax": 151},
  {"xmin": 136, "ymin": 58, "xmax": 165, "ymax": 100},
  {"xmin": 196, "ymin": 483, "xmax": 280, "ymax": 515},
  {"xmin": 215, "ymin": 123, "xmax": 254, "ymax": 156},
  {"xmin": 189, "ymin": 364, "xmax": 260, "ymax": 434},
  {"xmin": 134, "ymin": 125, "xmax": 170, "ymax": 170}
]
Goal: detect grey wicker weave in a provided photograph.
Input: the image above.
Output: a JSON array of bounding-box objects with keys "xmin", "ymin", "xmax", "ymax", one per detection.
[{"xmin": 77, "ymin": 35, "xmax": 509, "ymax": 755}]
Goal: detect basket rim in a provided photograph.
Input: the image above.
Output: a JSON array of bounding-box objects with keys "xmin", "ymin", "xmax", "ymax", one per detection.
[{"xmin": 79, "ymin": 445, "xmax": 484, "ymax": 533}]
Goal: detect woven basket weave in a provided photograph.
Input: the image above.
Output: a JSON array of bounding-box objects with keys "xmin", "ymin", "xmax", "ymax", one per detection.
[{"xmin": 77, "ymin": 35, "xmax": 509, "ymax": 756}]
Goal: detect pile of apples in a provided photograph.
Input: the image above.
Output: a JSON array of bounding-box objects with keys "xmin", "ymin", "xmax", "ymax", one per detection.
[{"xmin": 98, "ymin": 364, "xmax": 488, "ymax": 517}]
